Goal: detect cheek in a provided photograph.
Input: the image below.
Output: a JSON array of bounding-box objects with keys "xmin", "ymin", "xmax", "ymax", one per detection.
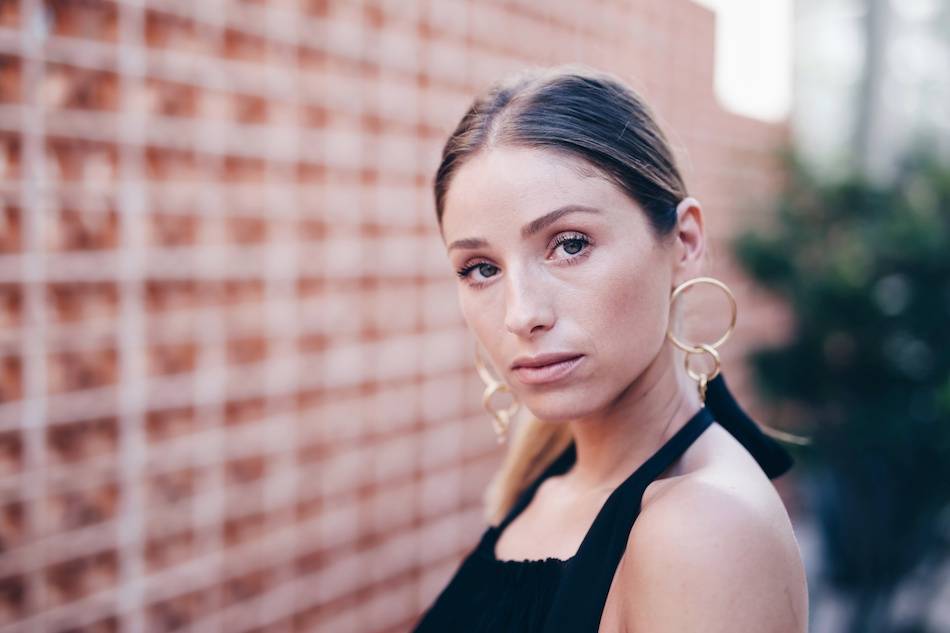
[
  {"xmin": 458, "ymin": 289, "xmax": 505, "ymax": 362},
  {"xmin": 584, "ymin": 261, "xmax": 669, "ymax": 363},
  {"xmin": 458, "ymin": 289, "xmax": 488, "ymax": 334}
]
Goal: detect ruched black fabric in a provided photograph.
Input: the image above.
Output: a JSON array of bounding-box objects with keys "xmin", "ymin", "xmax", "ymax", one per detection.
[{"xmin": 410, "ymin": 371, "xmax": 794, "ymax": 633}]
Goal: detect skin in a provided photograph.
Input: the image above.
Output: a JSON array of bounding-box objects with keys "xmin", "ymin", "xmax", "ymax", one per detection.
[{"xmin": 439, "ymin": 145, "xmax": 808, "ymax": 632}]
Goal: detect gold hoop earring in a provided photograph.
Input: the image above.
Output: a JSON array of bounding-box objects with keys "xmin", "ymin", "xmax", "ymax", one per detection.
[
  {"xmin": 473, "ymin": 341, "xmax": 520, "ymax": 445},
  {"xmin": 666, "ymin": 276, "xmax": 737, "ymax": 403}
]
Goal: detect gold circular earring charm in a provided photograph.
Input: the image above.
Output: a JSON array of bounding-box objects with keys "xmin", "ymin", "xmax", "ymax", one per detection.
[
  {"xmin": 684, "ymin": 342, "xmax": 721, "ymax": 402},
  {"xmin": 666, "ymin": 276, "xmax": 737, "ymax": 403},
  {"xmin": 473, "ymin": 342, "xmax": 520, "ymax": 444}
]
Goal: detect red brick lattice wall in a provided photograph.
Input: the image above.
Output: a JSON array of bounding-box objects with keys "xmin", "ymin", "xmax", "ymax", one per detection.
[{"xmin": 0, "ymin": 1, "xmax": 791, "ymax": 632}]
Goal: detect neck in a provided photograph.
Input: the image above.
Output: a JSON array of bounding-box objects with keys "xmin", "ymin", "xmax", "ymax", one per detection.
[{"xmin": 563, "ymin": 343, "xmax": 703, "ymax": 494}]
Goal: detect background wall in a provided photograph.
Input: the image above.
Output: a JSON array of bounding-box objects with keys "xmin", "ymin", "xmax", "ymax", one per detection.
[{"xmin": 0, "ymin": 1, "xmax": 794, "ymax": 631}]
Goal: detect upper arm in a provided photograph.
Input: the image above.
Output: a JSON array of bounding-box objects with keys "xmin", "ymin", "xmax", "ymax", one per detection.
[{"xmin": 617, "ymin": 480, "xmax": 808, "ymax": 633}]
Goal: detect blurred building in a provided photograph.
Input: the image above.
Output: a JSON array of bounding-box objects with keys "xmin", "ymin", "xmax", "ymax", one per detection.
[{"xmin": 792, "ymin": 0, "xmax": 950, "ymax": 181}]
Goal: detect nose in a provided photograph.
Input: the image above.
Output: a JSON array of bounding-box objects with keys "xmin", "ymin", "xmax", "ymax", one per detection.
[{"xmin": 503, "ymin": 266, "xmax": 555, "ymax": 338}]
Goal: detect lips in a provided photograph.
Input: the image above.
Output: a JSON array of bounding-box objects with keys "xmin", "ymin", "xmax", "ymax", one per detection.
[
  {"xmin": 511, "ymin": 354, "xmax": 584, "ymax": 385},
  {"xmin": 511, "ymin": 352, "xmax": 583, "ymax": 370}
]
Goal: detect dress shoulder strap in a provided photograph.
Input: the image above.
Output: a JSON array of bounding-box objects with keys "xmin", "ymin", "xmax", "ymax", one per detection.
[
  {"xmin": 703, "ymin": 372, "xmax": 795, "ymax": 479},
  {"xmin": 541, "ymin": 405, "xmax": 715, "ymax": 632}
]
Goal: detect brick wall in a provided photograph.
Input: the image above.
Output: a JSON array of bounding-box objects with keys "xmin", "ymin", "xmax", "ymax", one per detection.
[{"xmin": 0, "ymin": 1, "xmax": 792, "ymax": 632}]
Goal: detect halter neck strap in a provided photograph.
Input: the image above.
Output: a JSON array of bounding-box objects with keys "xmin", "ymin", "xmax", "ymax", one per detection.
[{"xmin": 703, "ymin": 372, "xmax": 794, "ymax": 479}]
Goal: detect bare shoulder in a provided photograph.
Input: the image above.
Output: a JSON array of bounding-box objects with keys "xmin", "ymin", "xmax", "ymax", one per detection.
[{"xmin": 616, "ymin": 458, "xmax": 809, "ymax": 633}]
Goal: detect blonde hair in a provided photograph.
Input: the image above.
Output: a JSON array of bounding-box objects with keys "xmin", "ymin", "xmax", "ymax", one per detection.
[{"xmin": 482, "ymin": 410, "xmax": 575, "ymax": 525}]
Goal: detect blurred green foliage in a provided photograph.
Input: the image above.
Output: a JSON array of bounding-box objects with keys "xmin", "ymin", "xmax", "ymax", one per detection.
[{"xmin": 732, "ymin": 147, "xmax": 950, "ymax": 633}]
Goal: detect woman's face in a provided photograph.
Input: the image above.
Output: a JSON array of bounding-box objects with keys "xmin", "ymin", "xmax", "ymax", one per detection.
[{"xmin": 441, "ymin": 146, "xmax": 695, "ymax": 422}]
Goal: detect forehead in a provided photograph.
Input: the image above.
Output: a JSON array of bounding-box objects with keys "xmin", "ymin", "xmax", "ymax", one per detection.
[{"xmin": 441, "ymin": 146, "xmax": 636, "ymax": 241}]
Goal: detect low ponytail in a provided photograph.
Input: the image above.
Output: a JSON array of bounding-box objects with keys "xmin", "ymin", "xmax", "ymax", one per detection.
[{"xmin": 482, "ymin": 411, "xmax": 574, "ymax": 525}]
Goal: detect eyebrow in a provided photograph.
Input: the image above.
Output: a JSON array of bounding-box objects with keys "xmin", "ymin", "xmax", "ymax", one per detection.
[{"xmin": 447, "ymin": 204, "xmax": 603, "ymax": 252}]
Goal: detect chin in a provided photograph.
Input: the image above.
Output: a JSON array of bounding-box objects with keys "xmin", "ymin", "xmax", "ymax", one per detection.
[{"xmin": 521, "ymin": 390, "xmax": 601, "ymax": 423}]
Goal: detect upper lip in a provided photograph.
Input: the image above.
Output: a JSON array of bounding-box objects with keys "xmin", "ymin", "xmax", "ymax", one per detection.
[{"xmin": 511, "ymin": 352, "xmax": 583, "ymax": 370}]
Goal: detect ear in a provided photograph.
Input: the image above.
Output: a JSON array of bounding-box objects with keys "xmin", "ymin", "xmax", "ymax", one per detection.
[{"xmin": 670, "ymin": 196, "xmax": 706, "ymax": 287}]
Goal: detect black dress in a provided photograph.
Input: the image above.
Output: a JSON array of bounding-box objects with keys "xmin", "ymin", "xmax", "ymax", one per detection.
[{"xmin": 410, "ymin": 372, "xmax": 795, "ymax": 632}]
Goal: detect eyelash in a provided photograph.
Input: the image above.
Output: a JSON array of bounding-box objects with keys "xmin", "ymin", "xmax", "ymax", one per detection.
[{"xmin": 455, "ymin": 232, "xmax": 593, "ymax": 287}]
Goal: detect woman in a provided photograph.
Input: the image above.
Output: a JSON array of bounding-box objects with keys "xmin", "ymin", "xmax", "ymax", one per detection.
[{"xmin": 411, "ymin": 64, "xmax": 809, "ymax": 632}]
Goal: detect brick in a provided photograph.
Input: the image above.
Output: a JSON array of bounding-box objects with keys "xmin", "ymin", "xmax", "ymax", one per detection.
[
  {"xmin": 418, "ymin": 372, "xmax": 465, "ymax": 425},
  {"xmin": 369, "ymin": 481, "xmax": 417, "ymax": 532},
  {"xmin": 371, "ymin": 433, "xmax": 417, "ymax": 483},
  {"xmin": 370, "ymin": 333, "xmax": 422, "ymax": 382},
  {"xmin": 419, "ymin": 464, "xmax": 461, "ymax": 518}
]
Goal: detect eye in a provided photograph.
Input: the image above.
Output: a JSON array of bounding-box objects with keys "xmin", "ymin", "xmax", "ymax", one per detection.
[
  {"xmin": 455, "ymin": 231, "xmax": 593, "ymax": 288},
  {"xmin": 456, "ymin": 261, "xmax": 499, "ymax": 285},
  {"xmin": 552, "ymin": 232, "xmax": 592, "ymax": 259}
]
